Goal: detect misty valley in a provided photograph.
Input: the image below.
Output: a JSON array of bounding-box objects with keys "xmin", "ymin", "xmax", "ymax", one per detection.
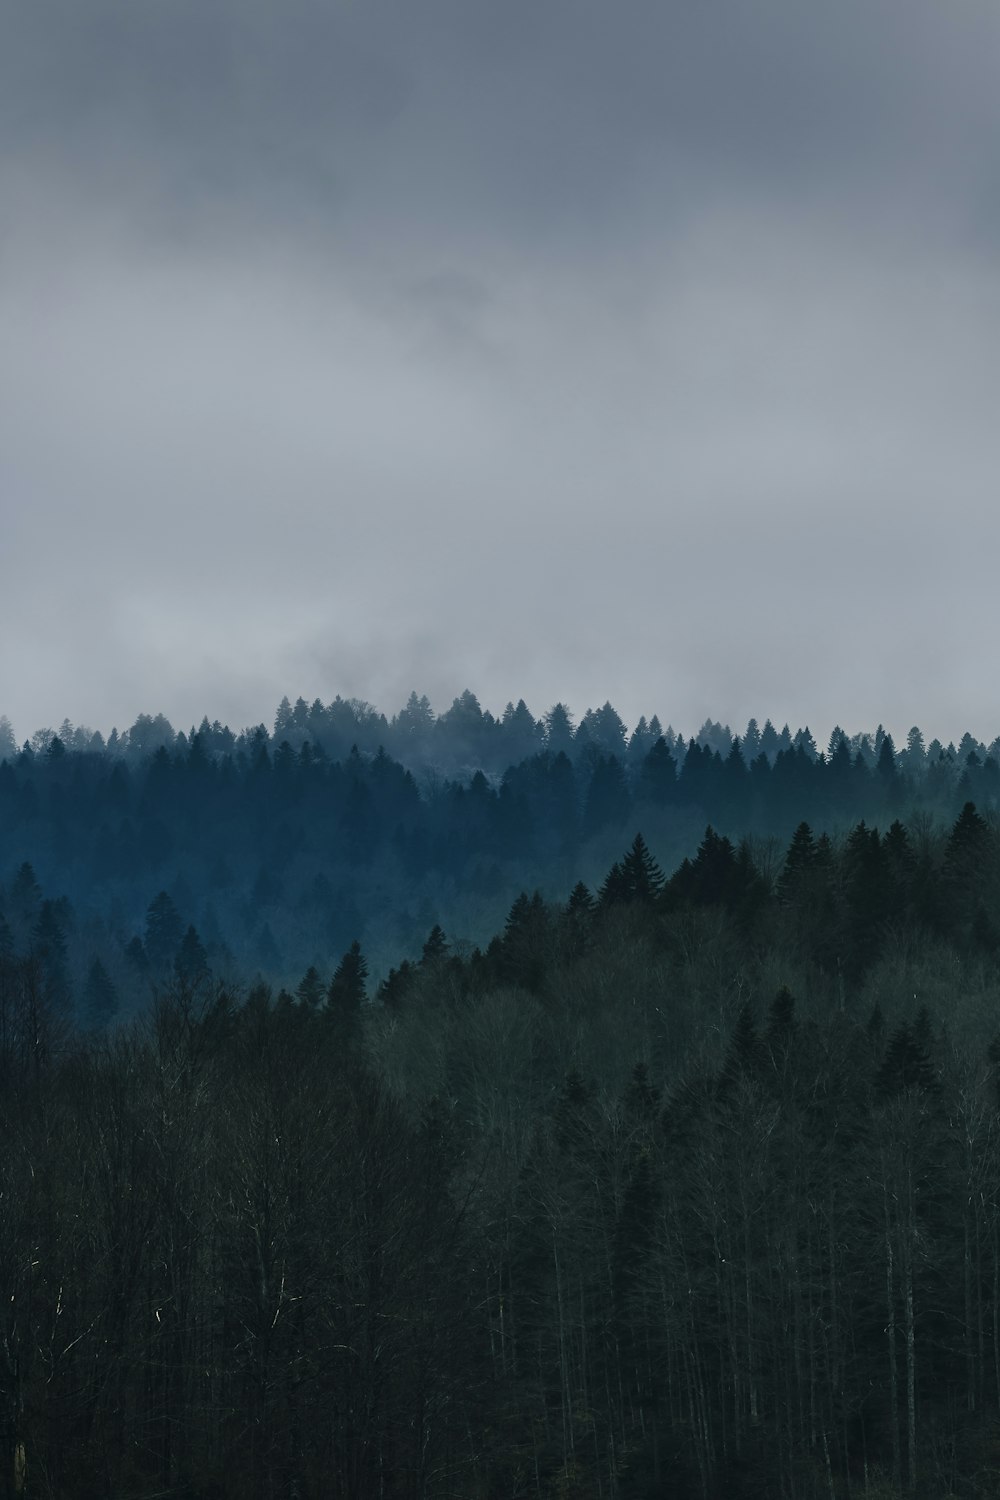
[{"xmin": 0, "ymin": 691, "xmax": 999, "ymax": 1498}]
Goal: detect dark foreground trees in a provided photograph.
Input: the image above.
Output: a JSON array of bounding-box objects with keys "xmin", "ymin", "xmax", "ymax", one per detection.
[
  {"xmin": 0, "ymin": 974, "xmax": 480, "ymax": 1500},
  {"xmin": 4, "ymin": 805, "xmax": 1000, "ymax": 1496}
]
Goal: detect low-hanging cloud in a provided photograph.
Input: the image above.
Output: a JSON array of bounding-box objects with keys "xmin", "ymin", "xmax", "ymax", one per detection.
[{"xmin": 2, "ymin": 0, "xmax": 999, "ymax": 746}]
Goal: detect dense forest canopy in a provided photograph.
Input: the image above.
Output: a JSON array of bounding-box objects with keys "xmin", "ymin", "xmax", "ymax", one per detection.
[
  {"xmin": 0, "ymin": 690, "xmax": 995, "ymax": 1019},
  {"xmin": 3, "ymin": 792, "xmax": 1000, "ymax": 1496},
  {"xmin": 4, "ymin": 690, "xmax": 1000, "ymax": 1496}
]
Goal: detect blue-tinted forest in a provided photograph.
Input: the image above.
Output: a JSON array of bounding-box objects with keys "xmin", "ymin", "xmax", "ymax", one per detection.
[
  {"xmin": 2, "ymin": 693, "xmax": 1000, "ymax": 1498},
  {"xmin": 0, "ymin": 692, "xmax": 992, "ymax": 1018}
]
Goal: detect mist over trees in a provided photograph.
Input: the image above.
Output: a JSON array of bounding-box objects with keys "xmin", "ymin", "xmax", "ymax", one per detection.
[
  {"xmin": 0, "ymin": 689, "xmax": 994, "ymax": 1019},
  {"xmin": 3, "ymin": 690, "xmax": 1000, "ymax": 1496}
]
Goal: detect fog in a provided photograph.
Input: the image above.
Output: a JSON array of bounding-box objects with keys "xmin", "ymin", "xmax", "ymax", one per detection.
[{"xmin": 3, "ymin": 0, "xmax": 999, "ymax": 744}]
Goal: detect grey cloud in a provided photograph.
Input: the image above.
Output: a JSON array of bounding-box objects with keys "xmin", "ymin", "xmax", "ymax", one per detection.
[{"xmin": 2, "ymin": 1, "xmax": 1000, "ymax": 745}]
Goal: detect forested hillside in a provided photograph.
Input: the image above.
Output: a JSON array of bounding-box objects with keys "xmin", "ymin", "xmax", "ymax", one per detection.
[
  {"xmin": 0, "ymin": 691, "xmax": 995, "ymax": 1020},
  {"xmin": 3, "ymin": 799, "xmax": 1000, "ymax": 1496}
]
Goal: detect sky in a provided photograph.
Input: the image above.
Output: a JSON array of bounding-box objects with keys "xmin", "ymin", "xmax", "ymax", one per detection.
[{"xmin": 3, "ymin": 0, "xmax": 1000, "ymax": 748}]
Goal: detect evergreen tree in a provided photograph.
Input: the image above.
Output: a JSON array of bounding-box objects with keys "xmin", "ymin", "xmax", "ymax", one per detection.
[
  {"xmin": 582, "ymin": 754, "xmax": 631, "ymax": 837},
  {"xmin": 566, "ymin": 881, "xmax": 594, "ymax": 916},
  {"xmin": 766, "ymin": 985, "xmax": 796, "ymax": 1045},
  {"xmin": 125, "ymin": 935, "xmax": 149, "ymax": 973},
  {"xmin": 542, "ymin": 702, "xmax": 575, "ymax": 757},
  {"xmin": 81, "ymin": 957, "xmax": 119, "ymax": 1029},
  {"xmin": 719, "ymin": 1001, "xmax": 764, "ymax": 1095},
  {"xmin": 144, "ymin": 891, "xmax": 184, "ymax": 969},
  {"xmin": 378, "ymin": 959, "xmax": 416, "ymax": 1010},
  {"xmin": 619, "ymin": 832, "xmax": 664, "ymax": 903},
  {"xmin": 10, "ymin": 861, "xmax": 42, "ymax": 921},
  {"xmin": 174, "ymin": 924, "xmax": 210, "ymax": 984},
  {"xmin": 876, "ymin": 1025, "xmax": 939, "ymax": 1098},
  {"xmin": 637, "ymin": 736, "xmax": 677, "ymax": 806},
  {"xmin": 296, "ymin": 965, "xmax": 325, "ymax": 1008},
  {"xmin": 326, "ymin": 940, "xmax": 368, "ymax": 1028},
  {"xmin": 420, "ymin": 925, "xmax": 449, "ymax": 965},
  {"xmin": 777, "ymin": 821, "xmax": 817, "ymax": 904}
]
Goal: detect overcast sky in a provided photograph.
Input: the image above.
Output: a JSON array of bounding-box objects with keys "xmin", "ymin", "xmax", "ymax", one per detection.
[{"xmin": 2, "ymin": 1, "xmax": 999, "ymax": 746}]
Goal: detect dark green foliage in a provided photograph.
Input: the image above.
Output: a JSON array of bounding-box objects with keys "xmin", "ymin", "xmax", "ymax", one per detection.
[
  {"xmin": 497, "ymin": 889, "xmax": 549, "ymax": 990},
  {"xmin": 2, "ymin": 789, "xmax": 1000, "ymax": 1498},
  {"xmin": 600, "ymin": 833, "xmax": 664, "ymax": 907},
  {"xmin": 81, "ymin": 957, "xmax": 118, "ymax": 1029},
  {"xmin": 566, "ymin": 880, "xmax": 594, "ymax": 915},
  {"xmin": 624, "ymin": 1060, "xmax": 660, "ymax": 1122},
  {"xmin": 125, "ymin": 934, "xmax": 149, "ymax": 973},
  {"xmin": 0, "ymin": 694, "xmax": 996, "ymax": 1008},
  {"xmin": 667, "ymin": 824, "xmax": 737, "ymax": 907},
  {"xmin": 637, "ymin": 735, "xmax": 677, "ymax": 805},
  {"xmin": 144, "ymin": 890, "xmax": 183, "ymax": 969},
  {"xmin": 174, "ymin": 924, "xmax": 210, "ymax": 984},
  {"xmin": 876, "ymin": 1024, "xmax": 939, "ymax": 1097},
  {"xmin": 10, "ymin": 860, "xmax": 42, "ymax": 919},
  {"xmin": 420, "ymin": 923, "xmax": 448, "ymax": 964},
  {"xmin": 295, "ymin": 964, "xmax": 324, "ymax": 1008},
  {"xmin": 719, "ymin": 1000, "xmax": 764, "ymax": 1094},
  {"xmin": 377, "ymin": 958, "xmax": 416, "ymax": 1009},
  {"xmin": 777, "ymin": 820, "xmax": 817, "ymax": 904},
  {"xmin": 766, "ymin": 984, "xmax": 796, "ymax": 1044},
  {"xmin": 326, "ymin": 939, "xmax": 368, "ymax": 1026},
  {"xmin": 620, "ymin": 831, "xmax": 664, "ymax": 902},
  {"xmin": 33, "ymin": 898, "xmax": 71, "ymax": 1011},
  {"xmin": 582, "ymin": 753, "xmax": 631, "ymax": 836}
]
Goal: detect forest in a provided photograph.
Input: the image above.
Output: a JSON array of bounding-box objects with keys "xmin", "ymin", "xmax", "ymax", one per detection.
[
  {"xmin": 2, "ymin": 692, "xmax": 1000, "ymax": 1496},
  {"xmin": 0, "ymin": 690, "xmax": 994, "ymax": 1014}
]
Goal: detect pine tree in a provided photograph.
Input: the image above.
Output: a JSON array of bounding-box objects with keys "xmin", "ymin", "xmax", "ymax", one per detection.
[
  {"xmin": 326, "ymin": 940, "xmax": 368, "ymax": 1029},
  {"xmin": 174, "ymin": 925, "xmax": 209, "ymax": 984},
  {"xmin": 33, "ymin": 899, "xmax": 71, "ymax": 1012},
  {"xmin": 719, "ymin": 1002, "xmax": 764, "ymax": 1095},
  {"xmin": 876, "ymin": 1025, "xmax": 939, "ymax": 1098},
  {"xmin": 145, "ymin": 891, "xmax": 184, "ymax": 969},
  {"xmin": 597, "ymin": 861, "xmax": 629, "ymax": 907},
  {"xmin": 566, "ymin": 881, "xmax": 594, "ymax": 916},
  {"xmin": 296, "ymin": 965, "xmax": 325, "ymax": 1008},
  {"xmin": 777, "ymin": 822, "xmax": 817, "ymax": 904},
  {"xmin": 582, "ymin": 754, "xmax": 631, "ymax": 837},
  {"xmin": 421, "ymin": 925, "xmax": 449, "ymax": 965},
  {"xmin": 378, "ymin": 960, "xmax": 416, "ymax": 1010},
  {"xmin": 82, "ymin": 958, "xmax": 119, "ymax": 1029},
  {"xmin": 766, "ymin": 986, "xmax": 796, "ymax": 1045},
  {"xmin": 125, "ymin": 935, "xmax": 149, "ymax": 973},
  {"xmin": 10, "ymin": 861, "xmax": 41, "ymax": 920},
  {"xmin": 619, "ymin": 832, "xmax": 664, "ymax": 903},
  {"xmin": 637, "ymin": 736, "xmax": 677, "ymax": 806}
]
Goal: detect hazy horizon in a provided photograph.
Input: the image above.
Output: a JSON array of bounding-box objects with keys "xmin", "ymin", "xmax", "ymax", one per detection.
[
  {"xmin": 1, "ymin": 684, "xmax": 990, "ymax": 761},
  {"xmin": 4, "ymin": 2, "xmax": 999, "ymax": 743}
]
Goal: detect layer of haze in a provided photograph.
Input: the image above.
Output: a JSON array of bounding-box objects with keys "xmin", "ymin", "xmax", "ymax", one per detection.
[{"xmin": 3, "ymin": 1, "xmax": 999, "ymax": 746}]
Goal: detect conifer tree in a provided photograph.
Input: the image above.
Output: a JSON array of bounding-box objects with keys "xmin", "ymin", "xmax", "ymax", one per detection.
[
  {"xmin": 378, "ymin": 960, "xmax": 416, "ymax": 1010},
  {"xmin": 619, "ymin": 832, "xmax": 664, "ymax": 903},
  {"xmin": 420, "ymin": 924, "xmax": 449, "ymax": 965},
  {"xmin": 326, "ymin": 940, "xmax": 368, "ymax": 1027},
  {"xmin": 82, "ymin": 957, "xmax": 119, "ymax": 1029},
  {"xmin": 876, "ymin": 1025, "xmax": 939, "ymax": 1098},
  {"xmin": 144, "ymin": 891, "xmax": 184, "ymax": 969},
  {"xmin": 296, "ymin": 965, "xmax": 325, "ymax": 1008},
  {"xmin": 174, "ymin": 925, "xmax": 209, "ymax": 984},
  {"xmin": 565, "ymin": 881, "xmax": 594, "ymax": 916},
  {"xmin": 637, "ymin": 736, "xmax": 677, "ymax": 806}
]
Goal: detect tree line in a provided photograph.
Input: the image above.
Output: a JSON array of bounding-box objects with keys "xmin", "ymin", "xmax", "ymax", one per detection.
[{"xmin": 1, "ymin": 694, "xmax": 997, "ymax": 1026}]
